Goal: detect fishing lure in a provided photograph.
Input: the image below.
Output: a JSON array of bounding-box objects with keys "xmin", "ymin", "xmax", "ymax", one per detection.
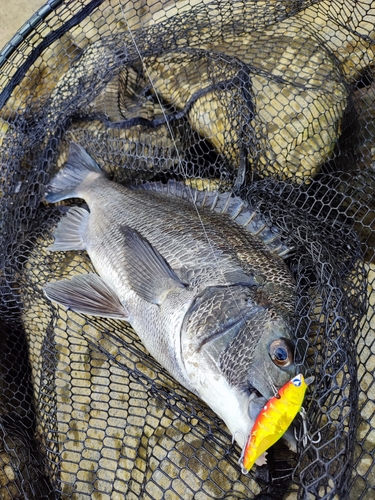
[{"xmin": 239, "ymin": 373, "xmax": 314, "ymax": 473}]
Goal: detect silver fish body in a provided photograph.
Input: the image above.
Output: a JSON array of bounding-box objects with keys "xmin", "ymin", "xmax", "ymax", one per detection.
[{"xmin": 43, "ymin": 143, "xmax": 298, "ymax": 458}]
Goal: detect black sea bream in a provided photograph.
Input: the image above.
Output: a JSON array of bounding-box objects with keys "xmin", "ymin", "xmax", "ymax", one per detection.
[{"xmin": 43, "ymin": 143, "xmax": 297, "ymax": 463}]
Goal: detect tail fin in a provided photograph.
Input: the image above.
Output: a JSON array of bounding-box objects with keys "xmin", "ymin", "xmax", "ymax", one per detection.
[{"xmin": 44, "ymin": 143, "xmax": 105, "ymax": 202}]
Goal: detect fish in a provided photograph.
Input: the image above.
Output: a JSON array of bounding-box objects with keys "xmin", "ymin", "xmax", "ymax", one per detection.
[
  {"xmin": 239, "ymin": 373, "xmax": 314, "ymax": 473},
  {"xmin": 42, "ymin": 142, "xmax": 298, "ymax": 460}
]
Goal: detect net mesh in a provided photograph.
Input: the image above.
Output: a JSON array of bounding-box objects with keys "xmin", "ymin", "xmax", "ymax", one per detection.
[{"xmin": 0, "ymin": 1, "xmax": 374, "ymax": 498}]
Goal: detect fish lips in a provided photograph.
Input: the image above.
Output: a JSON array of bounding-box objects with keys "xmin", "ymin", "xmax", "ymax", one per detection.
[{"xmin": 248, "ymin": 390, "xmax": 268, "ymax": 422}]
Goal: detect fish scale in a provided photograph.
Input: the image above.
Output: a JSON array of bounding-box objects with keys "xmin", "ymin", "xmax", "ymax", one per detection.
[{"xmin": 83, "ymin": 177, "xmax": 294, "ymax": 294}]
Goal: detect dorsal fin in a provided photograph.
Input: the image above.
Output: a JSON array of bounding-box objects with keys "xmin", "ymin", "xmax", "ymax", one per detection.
[{"xmin": 133, "ymin": 180, "xmax": 292, "ymax": 258}]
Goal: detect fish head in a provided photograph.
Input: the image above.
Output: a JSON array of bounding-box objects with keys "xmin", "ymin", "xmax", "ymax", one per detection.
[
  {"xmin": 219, "ymin": 294, "xmax": 298, "ymax": 447},
  {"xmin": 181, "ymin": 284, "xmax": 299, "ymax": 449}
]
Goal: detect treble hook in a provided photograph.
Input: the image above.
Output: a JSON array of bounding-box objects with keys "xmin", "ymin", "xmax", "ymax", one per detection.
[
  {"xmin": 233, "ymin": 430, "xmax": 245, "ymax": 446},
  {"xmin": 294, "ymin": 407, "xmax": 321, "ymax": 447}
]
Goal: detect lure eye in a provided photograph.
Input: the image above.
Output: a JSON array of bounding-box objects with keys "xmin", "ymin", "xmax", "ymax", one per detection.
[{"xmin": 270, "ymin": 338, "xmax": 293, "ymax": 367}]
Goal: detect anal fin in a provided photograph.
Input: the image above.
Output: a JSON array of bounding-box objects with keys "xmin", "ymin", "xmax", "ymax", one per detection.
[{"xmin": 43, "ymin": 273, "xmax": 129, "ymax": 319}]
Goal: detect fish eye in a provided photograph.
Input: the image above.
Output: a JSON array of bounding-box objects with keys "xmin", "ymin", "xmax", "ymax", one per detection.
[{"xmin": 269, "ymin": 338, "xmax": 293, "ymax": 368}]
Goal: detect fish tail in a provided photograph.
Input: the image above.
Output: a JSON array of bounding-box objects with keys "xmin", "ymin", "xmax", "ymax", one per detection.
[{"xmin": 44, "ymin": 143, "xmax": 105, "ymax": 202}]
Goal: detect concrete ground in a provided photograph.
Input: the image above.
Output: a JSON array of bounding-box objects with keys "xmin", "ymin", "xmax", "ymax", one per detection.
[{"xmin": 0, "ymin": 0, "xmax": 46, "ymax": 52}]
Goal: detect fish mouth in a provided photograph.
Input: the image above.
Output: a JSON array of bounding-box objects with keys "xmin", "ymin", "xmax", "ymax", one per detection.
[
  {"xmin": 246, "ymin": 384, "xmax": 263, "ymax": 401},
  {"xmin": 247, "ymin": 378, "xmax": 274, "ymax": 402},
  {"xmin": 247, "ymin": 383, "xmax": 260, "ymax": 396},
  {"xmin": 247, "ymin": 387, "xmax": 267, "ymax": 423},
  {"xmin": 239, "ymin": 390, "xmax": 273, "ymax": 473}
]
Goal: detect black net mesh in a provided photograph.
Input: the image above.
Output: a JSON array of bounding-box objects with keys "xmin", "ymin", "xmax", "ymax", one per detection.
[{"xmin": 0, "ymin": 1, "xmax": 374, "ymax": 498}]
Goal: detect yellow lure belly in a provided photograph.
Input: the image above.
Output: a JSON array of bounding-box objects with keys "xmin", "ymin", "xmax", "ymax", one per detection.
[{"xmin": 240, "ymin": 373, "xmax": 313, "ymax": 473}]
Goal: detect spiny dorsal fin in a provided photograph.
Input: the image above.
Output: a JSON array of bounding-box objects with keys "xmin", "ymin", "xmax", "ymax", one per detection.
[{"xmin": 134, "ymin": 180, "xmax": 292, "ymax": 258}]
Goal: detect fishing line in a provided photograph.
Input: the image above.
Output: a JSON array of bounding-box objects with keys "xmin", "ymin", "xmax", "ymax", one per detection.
[
  {"xmin": 118, "ymin": 1, "xmax": 283, "ymax": 397},
  {"xmin": 118, "ymin": 4, "xmax": 243, "ymax": 285},
  {"xmin": 261, "ymin": 361, "xmax": 279, "ymax": 396}
]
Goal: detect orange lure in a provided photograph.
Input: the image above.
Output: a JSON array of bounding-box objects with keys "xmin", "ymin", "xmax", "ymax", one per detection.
[{"xmin": 240, "ymin": 373, "xmax": 313, "ymax": 473}]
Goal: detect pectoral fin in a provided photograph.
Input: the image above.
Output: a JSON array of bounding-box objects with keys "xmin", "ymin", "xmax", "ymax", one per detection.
[
  {"xmin": 121, "ymin": 225, "xmax": 186, "ymax": 305},
  {"xmin": 43, "ymin": 273, "xmax": 129, "ymax": 319}
]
